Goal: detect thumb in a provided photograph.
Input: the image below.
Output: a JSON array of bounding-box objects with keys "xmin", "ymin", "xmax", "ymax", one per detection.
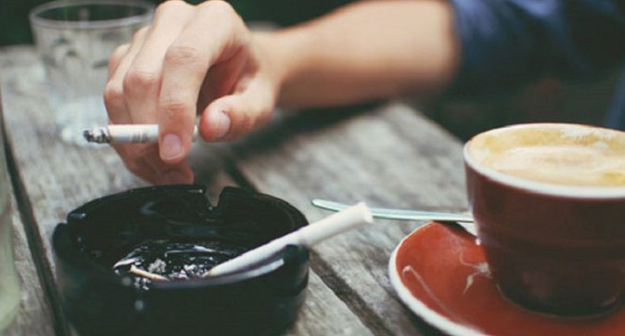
[{"xmin": 199, "ymin": 82, "xmax": 275, "ymax": 142}]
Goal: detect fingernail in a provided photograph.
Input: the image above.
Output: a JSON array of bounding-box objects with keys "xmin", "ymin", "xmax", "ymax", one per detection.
[
  {"xmin": 212, "ymin": 110, "xmax": 231, "ymax": 140},
  {"xmin": 161, "ymin": 134, "xmax": 183, "ymax": 161},
  {"xmin": 161, "ymin": 170, "xmax": 187, "ymax": 185}
]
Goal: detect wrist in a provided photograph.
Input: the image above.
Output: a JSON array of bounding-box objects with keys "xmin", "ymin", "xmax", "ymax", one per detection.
[{"xmin": 252, "ymin": 29, "xmax": 313, "ymax": 107}]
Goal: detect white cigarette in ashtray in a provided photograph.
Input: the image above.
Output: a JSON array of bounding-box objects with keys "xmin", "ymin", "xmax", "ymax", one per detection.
[
  {"xmin": 207, "ymin": 202, "xmax": 374, "ymax": 277},
  {"xmin": 83, "ymin": 124, "xmax": 199, "ymax": 144}
]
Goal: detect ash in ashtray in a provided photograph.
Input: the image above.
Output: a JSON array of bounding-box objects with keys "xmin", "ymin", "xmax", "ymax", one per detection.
[{"xmin": 113, "ymin": 240, "xmax": 248, "ymax": 291}]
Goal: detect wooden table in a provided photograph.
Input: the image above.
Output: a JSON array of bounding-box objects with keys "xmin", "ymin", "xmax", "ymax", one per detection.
[{"xmin": 0, "ymin": 46, "xmax": 467, "ymax": 336}]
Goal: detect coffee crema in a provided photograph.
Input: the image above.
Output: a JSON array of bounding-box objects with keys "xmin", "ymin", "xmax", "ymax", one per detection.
[{"xmin": 468, "ymin": 124, "xmax": 625, "ymax": 187}]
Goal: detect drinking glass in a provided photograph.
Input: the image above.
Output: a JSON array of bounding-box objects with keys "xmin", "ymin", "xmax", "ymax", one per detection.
[
  {"xmin": 0, "ymin": 78, "xmax": 19, "ymax": 333},
  {"xmin": 30, "ymin": 0, "xmax": 154, "ymax": 145}
]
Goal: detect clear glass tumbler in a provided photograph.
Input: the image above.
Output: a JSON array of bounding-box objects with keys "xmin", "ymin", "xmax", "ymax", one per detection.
[
  {"xmin": 29, "ymin": 0, "xmax": 154, "ymax": 145},
  {"xmin": 0, "ymin": 78, "xmax": 19, "ymax": 333}
]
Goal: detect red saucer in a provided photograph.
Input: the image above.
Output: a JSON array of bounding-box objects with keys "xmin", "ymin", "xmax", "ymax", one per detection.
[{"xmin": 389, "ymin": 222, "xmax": 625, "ymax": 336}]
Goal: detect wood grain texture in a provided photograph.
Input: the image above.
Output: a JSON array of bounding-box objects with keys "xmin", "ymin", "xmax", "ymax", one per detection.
[
  {"xmin": 3, "ymin": 181, "xmax": 55, "ymax": 336},
  {"xmin": 0, "ymin": 46, "xmax": 374, "ymax": 336},
  {"xmin": 285, "ymin": 271, "xmax": 374, "ymax": 336},
  {"xmin": 230, "ymin": 103, "xmax": 468, "ymax": 335}
]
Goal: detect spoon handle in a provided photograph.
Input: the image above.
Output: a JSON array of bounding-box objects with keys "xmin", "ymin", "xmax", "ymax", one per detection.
[{"xmin": 312, "ymin": 199, "xmax": 474, "ymax": 223}]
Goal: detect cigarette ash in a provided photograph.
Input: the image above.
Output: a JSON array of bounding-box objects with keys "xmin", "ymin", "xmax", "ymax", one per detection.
[
  {"xmin": 113, "ymin": 240, "xmax": 248, "ymax": 291},
  {"xmin": 83, "ymin": 127, "xmax": 111, "ymax": 143}
]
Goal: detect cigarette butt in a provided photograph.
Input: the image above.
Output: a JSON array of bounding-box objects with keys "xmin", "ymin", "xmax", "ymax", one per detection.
[{"xmin": 129, "ymin": 265, "xmax": 169, "ymax": 281}]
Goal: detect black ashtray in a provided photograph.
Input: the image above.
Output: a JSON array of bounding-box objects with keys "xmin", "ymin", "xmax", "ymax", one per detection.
[{"xmin": 52, "ymin": 186, "xmax": 309, "ymax": 336}]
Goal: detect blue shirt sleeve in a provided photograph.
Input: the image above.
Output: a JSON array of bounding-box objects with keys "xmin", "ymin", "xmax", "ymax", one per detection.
[{"xmin": 448, "ymin": 0, "xmax": 625, "ymax": 96}]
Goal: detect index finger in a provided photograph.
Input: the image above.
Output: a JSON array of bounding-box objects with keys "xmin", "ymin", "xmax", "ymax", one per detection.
[{"xmin": 156, "ymin": 1, "xmax": 247, "ymax": 164}]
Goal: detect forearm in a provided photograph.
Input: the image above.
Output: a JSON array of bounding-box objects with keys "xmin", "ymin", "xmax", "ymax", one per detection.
[{"xmin": 256, "ymin": 0, "xmax": 460, "ymax": 109}]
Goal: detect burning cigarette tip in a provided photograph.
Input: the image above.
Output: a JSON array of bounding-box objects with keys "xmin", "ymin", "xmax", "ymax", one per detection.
[{"xmin": 83, "ymin": 127, "xmax": 111, "ymax": 144}]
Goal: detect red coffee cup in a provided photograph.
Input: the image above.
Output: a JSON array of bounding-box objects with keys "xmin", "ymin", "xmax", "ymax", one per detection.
[{"xmin": 464, "ymin": 123, "xmax": 625, "ymax": 316}]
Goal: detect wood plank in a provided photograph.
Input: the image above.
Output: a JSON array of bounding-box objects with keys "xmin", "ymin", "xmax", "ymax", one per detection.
[
  {"xmin": 230, "ymin": 102, "xmax": 468, "ymax": 335},
  {"xmin": 3, "ymin": 179, "xmax": 55, "ymax": 336},
  {"xmin": 0, "ymin": 46, "xmax": 373, "ymax": 336},
  {"xmin": 285, "ymin": 271, "xmax": 373, "ymax": 336}
]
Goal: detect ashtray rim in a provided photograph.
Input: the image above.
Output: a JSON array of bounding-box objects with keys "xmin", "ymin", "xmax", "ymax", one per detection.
[{"xmin": 52, "ymin": 185, "xmax": 310, "ymax": 289}]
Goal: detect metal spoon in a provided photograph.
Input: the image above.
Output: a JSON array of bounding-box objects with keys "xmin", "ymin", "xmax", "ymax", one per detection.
[{"xmin": 311, "ymin": 199, "xmax": 477, "ymax": 236}]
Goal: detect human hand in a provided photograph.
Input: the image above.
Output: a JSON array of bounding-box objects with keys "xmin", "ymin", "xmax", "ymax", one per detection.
[{"xmin": 104, "ymin": 0, "xmax": 279, "ymax": 184}]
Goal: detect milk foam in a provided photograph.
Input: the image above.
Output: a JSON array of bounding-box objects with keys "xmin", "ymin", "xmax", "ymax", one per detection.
[{"xmin": 468, "ymin": 124, "xmax": 625, "ymax": 187}]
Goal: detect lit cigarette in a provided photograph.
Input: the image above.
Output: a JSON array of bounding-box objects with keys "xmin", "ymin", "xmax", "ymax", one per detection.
[
  {"xmin": 83, "ymin": 124, "xmax": 199, "ymax": 144},
  {"xmin": 207, "ymin": 202, "xmax": 373, "ymax": 277}
]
